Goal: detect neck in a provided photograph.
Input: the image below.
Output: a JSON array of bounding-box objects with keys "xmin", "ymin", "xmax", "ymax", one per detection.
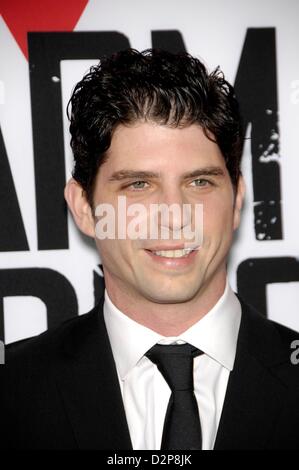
[{"xmin": 104, "ymin": 271, "xmax": 227, "ymax": 336}]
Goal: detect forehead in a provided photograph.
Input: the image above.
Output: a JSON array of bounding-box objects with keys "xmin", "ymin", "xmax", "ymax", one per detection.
[{"xmin": 101, "ymin": 121, "xmax": 226, "ymax": 174}]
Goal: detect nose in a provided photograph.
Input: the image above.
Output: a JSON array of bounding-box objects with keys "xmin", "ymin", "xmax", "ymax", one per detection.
[{"xmin": 157, "ymin": 185, "xmax": 190, "ymax": 233}]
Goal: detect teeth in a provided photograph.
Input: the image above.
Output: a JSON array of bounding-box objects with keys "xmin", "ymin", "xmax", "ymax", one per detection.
[{"xmin": 152, "ymin": 248, "xmax": 193, "ymax": 258}]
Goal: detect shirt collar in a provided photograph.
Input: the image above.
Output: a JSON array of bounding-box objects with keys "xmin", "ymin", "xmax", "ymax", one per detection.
[{"xmin": 103, "ymin": 278, "xmax": 241, "ymax": 380}]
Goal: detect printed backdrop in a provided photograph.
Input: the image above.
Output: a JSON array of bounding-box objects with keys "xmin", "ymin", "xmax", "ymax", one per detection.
[{"xmin": 0, "ymin": 0, "xmax": 299, "ymax": 344}]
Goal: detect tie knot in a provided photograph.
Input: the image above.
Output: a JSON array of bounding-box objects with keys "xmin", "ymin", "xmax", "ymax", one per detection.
[{"xmin": 145, "ymin": 343, "xmax": 201, "ymax": 392}]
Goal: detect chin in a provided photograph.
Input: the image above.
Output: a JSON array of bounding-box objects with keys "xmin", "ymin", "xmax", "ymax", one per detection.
[{"xmin": 142, "ymin": 286, "xmax": 199, "ymax": 305}]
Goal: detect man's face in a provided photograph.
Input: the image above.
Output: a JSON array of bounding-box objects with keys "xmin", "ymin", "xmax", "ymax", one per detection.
[{"xmin": 92, "ymin": 122, "xmax": 242, "ymax": 305}]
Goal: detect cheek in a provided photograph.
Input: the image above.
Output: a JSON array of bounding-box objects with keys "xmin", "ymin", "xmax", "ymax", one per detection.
[
  {"xmin": 95, "ymin": 238, "xmax": 134, "ymax": 267},
  {"xmin": 202, "ymin": 195, "xmax": 235, "ymax": 234}
]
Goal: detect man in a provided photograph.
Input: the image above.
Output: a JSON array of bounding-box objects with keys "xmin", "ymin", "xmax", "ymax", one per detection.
[{"xmin": 1, "ymin": 49, "xmax": 299, "ymax": 450}]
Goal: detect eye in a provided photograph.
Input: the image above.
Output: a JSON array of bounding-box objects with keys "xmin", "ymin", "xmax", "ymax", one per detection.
[
  {"xmin": 190, "ymin": 178, "xmax": 211, "ymax": 187},
  {"xmin": 127, "ymin": 180, "xmax": 149, "ymax": 190}
]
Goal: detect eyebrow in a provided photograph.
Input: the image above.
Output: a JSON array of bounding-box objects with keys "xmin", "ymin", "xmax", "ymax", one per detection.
[
  {"xmin": 108, "ymin": 170, "xmax": 159, "ymax": 181},
  {"xmin": 182, "ymin": 167, "xmax": 225, "ymax": 179},
  {"xmin": 108, "ymin": 166, "xmax": 225, "ymax": 182}
]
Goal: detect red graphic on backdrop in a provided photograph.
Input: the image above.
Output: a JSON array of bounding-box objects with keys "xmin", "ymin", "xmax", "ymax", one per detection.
[{"xmin": 0, "ymin": 0, "xmax": 89, "ymax": 59}]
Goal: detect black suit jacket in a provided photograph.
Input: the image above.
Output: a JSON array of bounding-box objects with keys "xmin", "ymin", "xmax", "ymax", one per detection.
[{"xmin": 1, "ymin": 295, "xmax": 299, "ymax": 450}]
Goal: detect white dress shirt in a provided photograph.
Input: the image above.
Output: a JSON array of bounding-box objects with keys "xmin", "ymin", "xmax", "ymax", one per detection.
[{"xmin": 103, "ymin": 279, "xmax": 241, "ymax": 450}]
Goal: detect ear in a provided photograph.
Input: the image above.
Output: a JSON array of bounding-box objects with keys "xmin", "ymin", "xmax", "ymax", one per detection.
[
  {"xmin": 233, "ymin": 174, "xmax": 246, "ymax": 230},
  {"xmin": 64, "ymin": 178, "xmax": 95, "ymax": 238}
]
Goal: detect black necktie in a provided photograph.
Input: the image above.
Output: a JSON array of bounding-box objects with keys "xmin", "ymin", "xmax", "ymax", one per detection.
[{"xmin": 146, "ymin": 343, "xmax": 202, "ymax": 450}]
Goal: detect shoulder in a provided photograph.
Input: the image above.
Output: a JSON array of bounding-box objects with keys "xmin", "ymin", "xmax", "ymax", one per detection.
[
  {"xmin": 238, "ymin": 295, "xmax": 299, "ymax": 345},
  {"xmin": 4, "ymin": 302, "xmax": 103, "ymax": 368},
  {"xmin": 238, "ymin": 296, "xmax": 299, "ymax": 387}
]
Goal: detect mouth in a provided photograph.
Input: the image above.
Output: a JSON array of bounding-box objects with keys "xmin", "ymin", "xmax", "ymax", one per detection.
[
  {"xmin": 145, "ymin": 247, "xmax": 196, "ymax": 258},
  {"xmin": 144, "ymin": 245, "xmax": 199, "ymax": 266}
]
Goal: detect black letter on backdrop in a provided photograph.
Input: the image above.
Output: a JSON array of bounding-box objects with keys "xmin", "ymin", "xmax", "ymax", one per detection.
[
  {"xmin": 0, "ymin": 268, "xmax": 78, "ymax": 342},
  {"xmin": 0, "ymin": 126, "xmax": 29, "ymax": 251},
  {"xmin": 237, "ymin": 257, "xmax": 299, "ymax": 316},
  {"xmin": 234, "ymin": 28, "xmax": 283, "ymax": 241},
  {"xmin": 152, "ymin": 30, "xmax": 186, "ymax": 53}
]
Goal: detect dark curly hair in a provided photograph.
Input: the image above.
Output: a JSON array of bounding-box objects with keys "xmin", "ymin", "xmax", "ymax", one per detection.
[{"xmin": 68, "ymin": 48, "xmax": 243, "ymax": 205}]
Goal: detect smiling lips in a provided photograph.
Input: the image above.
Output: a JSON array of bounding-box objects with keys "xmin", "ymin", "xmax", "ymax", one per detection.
[
  {"xmin": 144, "ymin": 245, "xmax": 199, "ymax": 265},
  {"xmin": 145, "ymin": 244, "xmax": 199, "ymax": 257},
  {"xmin": 149, "ymin": 248, "xmax": 194, "ymax": 258}
]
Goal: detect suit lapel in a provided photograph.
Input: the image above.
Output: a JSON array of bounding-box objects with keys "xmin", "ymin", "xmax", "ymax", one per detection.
[
  {"xmin": 214, "ymin": 300, "xmax": 288, "ymax": 450},
  {"xmin": 55, "ymin": 297, "xmax": 132, "ymax": 450}
]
